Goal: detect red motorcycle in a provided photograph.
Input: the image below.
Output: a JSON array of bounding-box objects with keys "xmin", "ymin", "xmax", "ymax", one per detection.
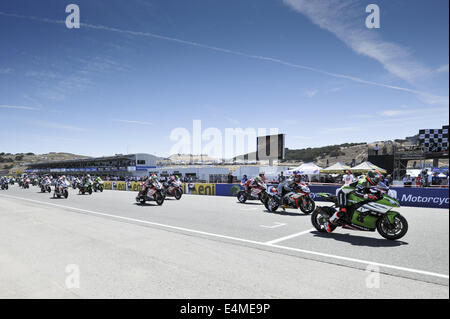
[
  {"xmin": 136, "ymin": 181, "xmax": 165, "ymax": 205},
  {"xmin": 22, "ymin": 178, "xmax": 30, "ymax": 189},
  {"xmin": 237, "ymin": 180, "xmax": 269, "ymax": 204},
  {"xmin": 265, "ymin": 182, "xmax": 316, "ymax": 214},
  {"xmin": 162, "ymin": 180, "xmax": 183, "ymax": 200}
]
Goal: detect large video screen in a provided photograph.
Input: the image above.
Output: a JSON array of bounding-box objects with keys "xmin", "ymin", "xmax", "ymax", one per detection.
[{"xmin": 256, "ymin": 134, "xmax": 285, "ymax": 160}]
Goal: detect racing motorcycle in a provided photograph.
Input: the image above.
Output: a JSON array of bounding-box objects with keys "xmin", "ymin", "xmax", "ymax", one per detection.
[
  {"xmin": 1, "ymin": 179, "xmax": 9, "ymax": 190},
  {"xmin": 162, "ymin": 180, "xmax": 183, "ymax": 200},
  {"xmin": 72, "ymin": 178, "xmax": 81, "ymax": 190},
  {"xmin": 93, "ymin": 180, "xmax": 104, "ymax": 192},
  {"xmin": 136, "ymin": 181, "xmax": 165, "ymax": 205},
  {"xmin": 311, "ymin": 183, "xmax": 408, "ymax": 240},
  {"xmin": 40, "ymin": 180, "xmax": 52, "ymax": 193},
  {"xmin": 54, "ymin": 182, "xmax": 69, "ymax": 199},
  {"xmin": 22, "ymin": 178, "xmax": 30, "ymax": 189},
  {"xmin": 31, "ymin": 178, "xmax": 39, "ymax": 186},
  {"xmin": 237, "ymin": 180, "xmax": 269, "ymax": 204},
  {"xmin": 264, "ymin": 182, "xmax": 316, "ymax": 214},
  {"xmin": 78, "ymin": 181, "xmax": 93, "ymax": 195}
]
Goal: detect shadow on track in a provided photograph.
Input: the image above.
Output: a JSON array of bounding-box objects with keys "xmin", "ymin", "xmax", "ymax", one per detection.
[
  {"xmin": 237, "ymin": 202, "xmax": 263, "ymax": 205},
  {"xmin": 311, "ymin": 231, "xmax": 408, "ymax": 247},
  {"xmin": 263, "ymin": 209, "xmax": 308, "ymax": 217},
  {"xmin": 133, "ymin": 202, "xmax": 161, "ymax": 207}
]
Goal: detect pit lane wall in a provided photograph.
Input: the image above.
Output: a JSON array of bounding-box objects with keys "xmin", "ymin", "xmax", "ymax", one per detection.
[{"xmin": 102, "ymin": 182, "xmax": 449, "ymax": 209}]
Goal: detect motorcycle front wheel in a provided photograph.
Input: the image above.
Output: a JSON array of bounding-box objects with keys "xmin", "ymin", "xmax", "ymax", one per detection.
[
  {"xmin": 299, "ymin": 198, "xmax": 316, "ymax": 215},
  {"xmin": 155, "ymin": 193, "xmax": 165, "ymax": 206},
  {"xmin": 266, "ymin": 197, "xmax": 280, "ymax": 212},
  {"xmin": 237, "ymin": 191, "xmax": 247, "ymax": 203},
  {"xmin": 174, "ymin": 189, "xmax": 182, "ymax": 200},
  {"xmin": 377, "ymin": 214, "xmax": 408, "ymax": 240}
]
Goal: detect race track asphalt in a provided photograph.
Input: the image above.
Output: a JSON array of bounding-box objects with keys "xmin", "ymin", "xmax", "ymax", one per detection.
[{"xmin": 0, "ymin": 185, "xmax": 448, "ymax": 298}]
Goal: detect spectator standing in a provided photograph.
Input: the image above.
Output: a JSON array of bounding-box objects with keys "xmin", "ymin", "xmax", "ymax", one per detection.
[
  {"xmin": 403, "ymin": 175, "xmax": 412, "ymax": 187},
  {"xmin": 342, "ymin": 170, "xmax": 356, "ymax": 186}
]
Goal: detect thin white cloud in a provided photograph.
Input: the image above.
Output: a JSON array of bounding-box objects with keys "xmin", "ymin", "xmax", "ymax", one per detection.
[
  {"xmin": 34, "ymin": 121, "xmax": 87, "ymax": 132},
  {"xmin": 283, "ymin": 0, "xmax": 433, "ymax": 85},
  {"xmin": 0, "ymin": 104, "xmax": 40, "ymax": 111},
  {"xmin": 379, "ymin": 107, "xmax": 448, "ymax": 117},
  {"xmin": 113, "ymin": 119, "xmax": 153, "ymax": 126},
  {"xmin": 304, "ymin": 89, "xmax": 318, "ymax": 98},
  {"xmin": 0, "ymin": 10, "xmax": 446, "ymax": 103},
  {"xmin": 323, "ymin": 126, "xmax": 359, "ymax": 133},
  {"xmin": 25, "ymin": 70, "xmax": 58, "ymax": 78},
  {"xmin": 0, "ymin": 68, "xmax": 13, "ymax": 74},
  {"xmin": 437, "ymin": 64, "xmax": 449, "ymax": 73}
]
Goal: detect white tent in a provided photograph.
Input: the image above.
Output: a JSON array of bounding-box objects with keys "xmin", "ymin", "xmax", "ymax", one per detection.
[
  {"xmin": 352, "ymin": 161, "xmax": 387, "ymax": 174},
  {"xmin": 232, "ymin": 166, "xmax": 285, "ymax": 179},
  {"xmin": 287, "ymin": 162, "xmax": 322, "ymax": 175},
  {"xmin": 320, "ymin": 162, "xmax": 351, "ymax": 174}
]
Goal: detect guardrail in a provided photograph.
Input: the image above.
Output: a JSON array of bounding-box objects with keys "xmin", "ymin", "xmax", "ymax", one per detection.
[{"xmin": 103, "ymin": 181, "xmax": 448, "ymax": 209}]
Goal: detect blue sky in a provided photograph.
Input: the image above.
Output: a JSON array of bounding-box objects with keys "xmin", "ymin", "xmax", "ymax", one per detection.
[{"xmin": 0, "ymin": 0, "xmax": 448, "ymax": 157}]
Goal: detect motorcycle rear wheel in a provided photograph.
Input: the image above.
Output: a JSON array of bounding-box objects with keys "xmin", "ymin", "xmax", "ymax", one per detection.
[
  {"xmin": 311, "ymin": 207, "xmax": 337, "ymax": 233},
  {"xmin": 174, "ymin": 189, "xmax": 182, "ymax": 200}
]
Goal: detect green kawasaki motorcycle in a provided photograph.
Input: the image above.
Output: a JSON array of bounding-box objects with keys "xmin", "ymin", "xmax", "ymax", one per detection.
[{"xmin": 311, "ymin": 184, "xmax": 408, "ymax": 240}]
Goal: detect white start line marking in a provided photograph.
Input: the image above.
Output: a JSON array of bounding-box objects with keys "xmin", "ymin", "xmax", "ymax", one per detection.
[
  {"xmin": 260, "ymin": 222, "xmax": 287, "ymax": 229},
  {"xmin": 265, "ymin": 228, "xmax": 315, "ymax": 244},
  {"xmin": 0, "ymin": 193, "xmax": 448, "ymax": 280}
]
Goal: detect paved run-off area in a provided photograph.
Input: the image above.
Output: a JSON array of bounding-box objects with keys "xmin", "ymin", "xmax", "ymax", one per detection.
[{"xmin": 0, "ymin": 185, "xmax": 448, "ymax": 298}]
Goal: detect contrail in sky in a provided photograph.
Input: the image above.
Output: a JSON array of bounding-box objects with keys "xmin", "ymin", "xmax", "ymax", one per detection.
[{"xmin": 0, "ymin": 11, "xmax": 447, "ymax": 102}]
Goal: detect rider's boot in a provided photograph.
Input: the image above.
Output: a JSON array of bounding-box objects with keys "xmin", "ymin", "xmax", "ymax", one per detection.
[{"xmin": 323, "ymin": 208, "xmax": 347, "ymax": 233}]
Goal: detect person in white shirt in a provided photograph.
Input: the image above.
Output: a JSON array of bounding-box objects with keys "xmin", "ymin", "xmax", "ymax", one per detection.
[{"xmin": 342, "ymin": 170, "xmax": 356, "ymax": 186}]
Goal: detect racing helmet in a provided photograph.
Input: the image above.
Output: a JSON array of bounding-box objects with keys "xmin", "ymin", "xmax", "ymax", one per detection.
[
  {"xmin": 254, "ymin": 176, "xmax": 262, "ymax": 184},
  {"xmin": 366, "ymin": 170, "xmax": 381, "ymax": 186}
]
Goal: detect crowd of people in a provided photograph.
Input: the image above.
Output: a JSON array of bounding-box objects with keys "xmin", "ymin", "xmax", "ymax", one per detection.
[{"xmin": 402, "ymin": 170, "xmax": 449, "ymax": 187}]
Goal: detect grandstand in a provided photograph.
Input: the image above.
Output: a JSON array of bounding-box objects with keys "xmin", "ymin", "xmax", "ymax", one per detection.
[{"xmin": 25, "ymin": 153, "xmax": 159, "ymax": 178}]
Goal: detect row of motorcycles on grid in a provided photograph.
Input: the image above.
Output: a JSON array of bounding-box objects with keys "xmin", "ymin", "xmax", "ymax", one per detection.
[
  {"xmin": 234, "ymin": 175, "xmax": 407, "ymax": 240},
  {"xmin": 135, "ymin": 178, "xmax": 183, "ymax": 205},
  {"xmin": 1, "ymin": 175, "xmax": 184, "ymax": 205},
  {"xmin": 0, "ymin": 176, "xmax": 105, "ymax": 199},
  {"xmin": 236, "ymin": 178, "xmax": 316, "ymax": 214}
]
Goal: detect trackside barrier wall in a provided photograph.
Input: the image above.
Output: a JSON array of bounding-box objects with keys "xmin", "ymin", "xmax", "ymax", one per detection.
[{"xmin": 103, "ymin": 182, "xmax": 449, "ymax": 209}]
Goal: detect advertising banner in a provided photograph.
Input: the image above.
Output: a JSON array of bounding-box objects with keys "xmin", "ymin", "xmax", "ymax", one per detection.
[{"xmin": 182, "ymin": 183, "xmax": 216, "ymax": 196}]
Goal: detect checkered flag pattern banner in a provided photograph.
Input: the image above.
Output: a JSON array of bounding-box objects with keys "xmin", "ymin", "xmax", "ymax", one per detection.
[{"xmin": 419, "ymin": 125, "xmax": 449, "ymax": 152}]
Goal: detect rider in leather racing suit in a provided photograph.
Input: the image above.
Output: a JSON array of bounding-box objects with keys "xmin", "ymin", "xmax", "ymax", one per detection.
[
  {"xmin": 323, "ymin": 170, "xmax": 382, "ymax": 233},
  {"xmin": 277, "ymin": 172, "xmax": 302, "ymax": 210},
  {"xmin": 144, "ymin": 174, "xmax": 160, "ymax": 191},
  {"xmin": 244, "ymin": 176, "xmax": 263, "ymax": 193},
  {"xmin": 55, "ymin": 175, "xmax": 68, "ymax": 191}
]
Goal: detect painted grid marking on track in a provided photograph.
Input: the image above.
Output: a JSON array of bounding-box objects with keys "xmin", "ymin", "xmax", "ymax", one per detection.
[
  {"xmin": 265, "ymin": 228, "xmax": 315, "ymax": 244},
  {"xmin": 0, "ymin": 193, "xmax": 448, "ymax": 280}
]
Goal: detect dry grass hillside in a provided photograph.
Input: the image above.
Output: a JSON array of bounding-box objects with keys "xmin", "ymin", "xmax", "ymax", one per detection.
[{"xmin": 0, "ymin": 152, "xmax": 90, "ymax": 173}]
